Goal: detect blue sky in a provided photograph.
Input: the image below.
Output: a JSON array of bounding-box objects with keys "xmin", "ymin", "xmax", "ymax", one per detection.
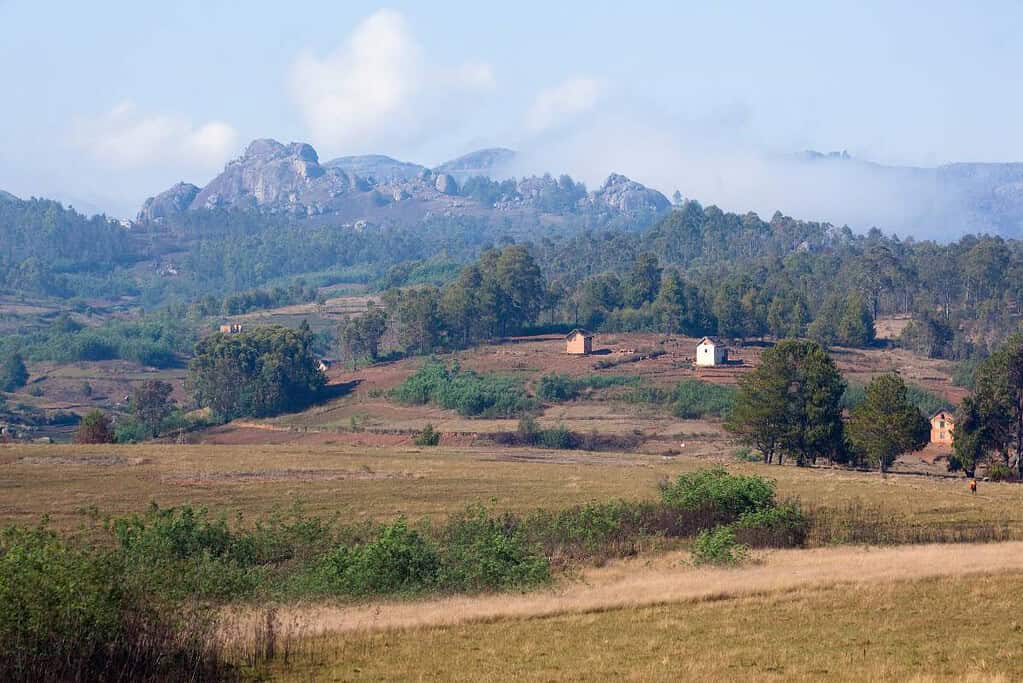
[{"xmin": 2, "ymin": 1, "xmax": 1022, "ymax": 218}]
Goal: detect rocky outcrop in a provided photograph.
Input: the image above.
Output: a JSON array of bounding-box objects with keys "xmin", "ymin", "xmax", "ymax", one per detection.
[
  {"xmin": 434, "ymin": 173, "xmax": 458, "ymax": 195},
  {"xmin": 137, "ymin": 139, "xmax": 672, "ymax": 229},
  {"xmin": 590, "ymin": 173, "xmax": 671, "ymax": 214},
  {"xmin": 136, "ymin": 182, "xmax": 200, "ymax": 221}
]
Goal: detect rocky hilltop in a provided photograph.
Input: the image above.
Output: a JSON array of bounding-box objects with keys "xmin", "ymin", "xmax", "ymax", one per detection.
[{"xmin": 136, "ymin": 139, "xmax": 671, "ymax": 229}]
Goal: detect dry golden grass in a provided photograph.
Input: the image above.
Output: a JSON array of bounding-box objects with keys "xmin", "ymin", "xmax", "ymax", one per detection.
[
  {"xmin": 0, "ymin": 442, "xmax": 1017, "ymax": 533},
  {"xmin": 267, "ymin": 567, "xmax": 1023, "ymax": 681},
  {"xmin": 230, "ymin": 542, "xmax": 1023, "ymax": 638}
]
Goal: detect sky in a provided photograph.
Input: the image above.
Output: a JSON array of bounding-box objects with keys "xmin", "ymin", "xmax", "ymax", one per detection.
[{"xmin": 2, "ymin": 1, "xmax": 1023, "ymax": 221}]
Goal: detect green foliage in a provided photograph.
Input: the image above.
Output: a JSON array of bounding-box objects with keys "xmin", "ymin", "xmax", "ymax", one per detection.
[
  {"xmin": 19, "ymin": 314, "xmax": 191, "ymax": 368},
  {"xmin": 439, "ymin": 506, "xmax": 550, "ymax": 591},
  {"xmin": 536, "ymin": 373, "xmax": 639, "ymax": 403},
  {"xmin": 842, "ymin": 382, "xmax": 949, "ymax": 416},
  {"xmin": 414, "ymin": 423, "xmax": 441, "ymax": 446},
  {"xmin": 626, "ymin": 379, "xmax": 736, "ymax": 419},
  {"xmin": 0, "ymin": 525, "xmax": 225, "ymax": 681},
  {"xmin": 988, "ymin": 461, "xmax": 1012, "ymax": 481},
  {"xmin": 539, "ymin": 425, "xmax": 577, "ymax": 450},
  {"xmin": 0, "ymin": 353, "xmax": 28, "ymax": 391},
  {"xmin": 691, "ymin": 527, "xmax": 749, "ymax": 566},
  {"xmin": 131, "ymin": 379, "xmax": 175, "ymax": 438},
  {"xmin": 318, "ymin": 518, "xmax": 441, "ymax": 596},
  {"xmin": 187, "ymin": 324, "xmax": 326, "ymax": 421},
  {"xmin": 733, "ymin": 501, "xmax": 810, "ymax": 548},
  {"xmin": 74, "ymin": 409, "xmax": 114, "ymax": 444},
  {"xmin": 113, "ymin": 416, "xmax": 148, "ymax": 444},
  {"xmin": 847, "ymin": 373, "xmax": 930, "ymax": 473},
  {"xmin": 338, "ymin": 306, "xmax": 389, "ymax": 364},
  {"xmin": 659, "ymin": 467, "xmax": 775, "ymax": 519},
  {"xmin": 726, "ymin": 340, "xmax": 845, "ymax": 465},
  {"xmin": 391, "ymin": 360, "xmax": 538, "ymax": 417}
]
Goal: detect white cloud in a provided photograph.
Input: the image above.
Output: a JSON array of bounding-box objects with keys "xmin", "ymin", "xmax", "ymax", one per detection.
[
  {"xmin": 74, "ymin": 101, "xmax": 238, "ymax": 169},
  {"xmin": 525, "ymin": 77, "xmax": 603, "ymax": 133},
  {"xmin": 290, "ymin": 9, "xmax": 496, "ymax": 153}
]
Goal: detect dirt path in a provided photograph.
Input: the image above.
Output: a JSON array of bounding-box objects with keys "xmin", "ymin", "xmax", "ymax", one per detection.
[{"xmin": 226, "ymin": 542, "xmax": 1023, "ymax": 639}]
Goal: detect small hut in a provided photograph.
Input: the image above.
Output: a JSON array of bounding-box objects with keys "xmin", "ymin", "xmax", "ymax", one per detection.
[
  {"xmin": 565, "ymin": 329, "xmax": 594, "ymax": 355},
  {"xmin": 695, "ymin": 336, "xmax": 728, "ymax": 367}
]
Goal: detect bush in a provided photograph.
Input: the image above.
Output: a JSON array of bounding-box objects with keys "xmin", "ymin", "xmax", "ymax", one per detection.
[
  {"xmin": 0, "ymin": 526, "xmax": 227, "ymax": 682},
  {"xmin": 691, "ymin": 526, "xmax": 749, "ymax": 566},
  {"xmin": 988, "ymin": 461, "xmax": 1013, "ymax": 481},
  {"xmin": 733, "ymin": 501, "xmax": 810, "ymax": 548},
  {"xmin": 414, "ymin": 423, "xmax": 441, "ymax": 446},
  {"xmin": 670, "ymin": 380, "xmax": 736, "ymax": 419},
  {"xmin": 74, "ymin": 410, "xmax": 114, "ymax": 444},
  {"xmin": 660, "ymin": 467, "xmax": 775, "ymax": 520},
  {"xmin": 318, "ymin": 518, "xmax": 440, "ymax": 595},
  {"xmin": 536, "ymin": 373, "xmax": 579, "ymax": 402},
  {"xmin": 440, "ymin": 506, "xmax": 549, "ymax": 590},
  {"xmin": 536, "ymin": 373, "xmax": 639, "ymax": 402},
  {"xmin": 114, "ymin": 416, "xmax": 148, "ymax": 444},
  {"xmin": 626, "ymin": 379, "xmax": 735, "ymax": 418},
  {"xmin": 392, "ymin": 361, "xmax": 538, "ymax": 417},
  {"xmin": 539, "ymin": 425, "xmax": 577, "ymax": 450}
]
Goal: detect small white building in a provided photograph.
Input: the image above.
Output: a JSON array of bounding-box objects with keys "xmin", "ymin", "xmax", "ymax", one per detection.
[{"xmin": 695, "ymin": 336, "xmax": 728, "ymax": 367}]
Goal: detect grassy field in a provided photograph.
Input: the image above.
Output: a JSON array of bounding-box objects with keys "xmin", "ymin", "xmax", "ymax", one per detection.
[
  {"xmin": 273, "ymin": 571, "xmax": 1023, "ymax": 681},
  {"xmin": 0, "ymin": 443, "xmax": 1014, "ymax": 534}
]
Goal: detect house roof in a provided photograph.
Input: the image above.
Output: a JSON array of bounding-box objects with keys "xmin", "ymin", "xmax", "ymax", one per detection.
[
  {"xmin": 698, "ymin": 336, "xmax": 723, "ymax": 346},
  {"xmin": 566, "ymin": 329, "xmax": 594, "ymax": 339},
  {"xmin": 931, "ymin": 409, "xmax": 955, "ymax": 421}
]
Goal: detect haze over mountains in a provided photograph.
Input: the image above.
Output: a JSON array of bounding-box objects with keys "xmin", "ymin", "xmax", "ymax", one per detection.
[{"xmin": 126, "ymin": 137, "xmax": 1023, "ymax": 241}]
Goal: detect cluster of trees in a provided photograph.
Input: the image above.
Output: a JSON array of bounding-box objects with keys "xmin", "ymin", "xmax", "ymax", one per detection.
[
  {"xmin": 727, "ymin": 340, "xmax": 929, "ymax": 472},
  {"xmin": 338, "ymin": 246, "xmax": 546, "ymax": 361},
  {"xmin": 187, "ymin": 323, "xmax": 325, "ymax": 420},
  {"xmin": 952, "ymin": 333, "xmax": 1023, "ymax": 477},
  {"xmin": 0, "ymin": 313, "xmax": 191, "ymax": 369},
  {"xmin": 187, "ymin": 281, "xmax": 320, "ymax": 317}
]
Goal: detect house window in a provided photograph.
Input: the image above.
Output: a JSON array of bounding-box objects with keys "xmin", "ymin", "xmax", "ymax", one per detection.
[
  {"xmin": 939, "ymin": 420, "xmax": 945, "ymax": 428},
  {"xmin": 940, "ymin": 430, "xmax": 946, "ymax": 440}
]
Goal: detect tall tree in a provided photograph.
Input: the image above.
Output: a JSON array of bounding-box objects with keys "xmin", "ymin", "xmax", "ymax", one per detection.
[
  {"xmin": 131, "ymin": 379, "xmax": 175, "ymax": 438},
  {"xmin": 0, "ymin": 353, "xmax": 28, "ymax": 392},
  {"xmin": 623, "ymin": 253, "xmax": 662, "ymax": 308},
  {"xmin": 847, "ymin": 373, "xmax": 929, "ymax": 473},
  {"xmin": 727, "ymin": 340, "xmax": 845, "ymax": 465}
]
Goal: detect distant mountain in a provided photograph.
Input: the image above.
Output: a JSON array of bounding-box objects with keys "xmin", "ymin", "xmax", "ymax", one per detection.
[
  {"xmin": 433, "ymin": 148, "xmax": 516, "ymax": 182},
  {"xmin": 136, "ymin": 139, "xmax": 670, "ymax": 230},
  {"xmin": 0, "ymin": 189, "xmax": 19, "ymax": 203},
  {"xmin": 324, "ymin": 154, "xmax": 427, "ymax": 182},
  {"xmin": 790, "ymin": 151, "xmax": 1023, "ymax": 237}
]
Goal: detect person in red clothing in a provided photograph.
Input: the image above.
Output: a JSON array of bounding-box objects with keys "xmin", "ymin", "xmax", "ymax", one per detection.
[{"xmin": 970, "ymin": 478, "xmax": 977, "ymax": 495}]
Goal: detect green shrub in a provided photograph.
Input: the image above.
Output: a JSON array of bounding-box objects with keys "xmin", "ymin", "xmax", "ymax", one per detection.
[
  {"xmin": 733, "ymin": 500, "xmax": 810, "ymax": 548},
  {"xmin": 660, "ymin": 467, "xmax": 775, "ymax": 520},
  {"xmin": 318, "ymin": 518, "xmax": 440, "ymax": 595},
  {"xmin": 516, "ymin": 415, "xmax": 541, "ymax": 445},
  {"xmin": 733, "ymin": 447, "xmax": 761, "ymax": 463},
  {"xmin": 539, "ymin": 425, "xmax": 577, "ymax": 450},
  {"xmin": 392, "ymin": 361, "xmax": 538, "ymax": 417},
  {"xmin": 536, "ymin": 373, "xmax": 579, "ymax": 402},
  {"xmin": 626, "ymin": 379, "xmax": 735, "ymax": 418},
  {"xmin": 536, "ymin": 373, "xmax": 639, "ymax": 402},
  {"xmin": 670, "ymin": 380, "xmax": 736, "ymax": 419},
  {"xmin": 843, "ymin": 381, "xmax": 948, "ymax": 415},
  {"xmin": 414, "ymin": 423, "xmax": 441, "ymax": 446},
  {"xmin": 691, "ymin": 526, "xmax": 749, "ymax": 566},
  {"xmin": 114, "ymin": 416, "xmax": 148, "ymax": 444},
  {"xmin": 988, "ymin": 461, "xmax": 1013, "ymax": 481},
  {"xmin": 0, "ymin": 525, "xmax": 227, "ymax": 681},
  {"xmin": 440, "ymin": 506, "xmax": 549, "ymax": 590}
]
